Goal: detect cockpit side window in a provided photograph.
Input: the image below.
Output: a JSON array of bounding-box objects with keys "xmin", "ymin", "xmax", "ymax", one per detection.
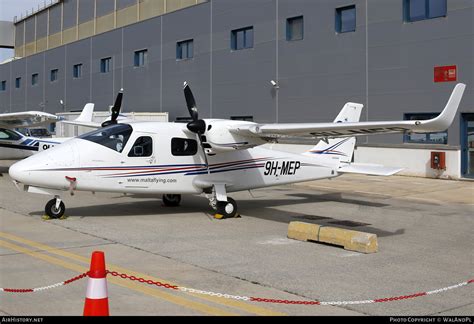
[
  {"xmin": 78, "ymin": 124, "xmax": 133, "ymax": 153},
  {"xmin": 128, "ymin": 136, "xmax": 153, "ymax": 157},
  {"xmin": 0, "ymin": 128, "xmax": 23, "ymax": 141},
  {"xmin": 171, "ymin": 138, "xmax": 198, "ymax": 156}
]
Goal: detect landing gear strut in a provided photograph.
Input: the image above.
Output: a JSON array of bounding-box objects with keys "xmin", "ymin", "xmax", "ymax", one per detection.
[
  {"xmin": 207, "ymin": 184, "xmax": 240, "ymax": 219},
  {"xmin": 162, "ymin": 194, "xmax": 181, "ymax": 207},
  {"xmin": 45, "ymin": 196, "xmax": 65, "ymax": 219}
]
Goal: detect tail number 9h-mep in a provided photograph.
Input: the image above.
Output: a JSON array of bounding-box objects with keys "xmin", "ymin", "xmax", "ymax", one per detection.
[{"xmin": 264, "ymin": 161, "xmax": 301, "ymax": 176}]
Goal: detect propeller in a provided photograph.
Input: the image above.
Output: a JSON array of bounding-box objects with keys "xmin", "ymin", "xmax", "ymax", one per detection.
[
  {"xmin": 183, "ymin": 82, "xmax": 210, "ymax": 174},
  {"xmin": 101, "ymin": 89, "xmax": 124, "ymax": 127}
]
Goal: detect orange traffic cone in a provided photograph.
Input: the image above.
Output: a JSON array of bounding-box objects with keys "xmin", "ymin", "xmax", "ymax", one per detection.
[{"xmin": 83, "ymin": 251, "xmax": 109, "ymax": 316}]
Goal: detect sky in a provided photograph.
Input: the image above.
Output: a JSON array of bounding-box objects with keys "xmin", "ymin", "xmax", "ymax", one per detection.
[{"xmin": 0, "ymin": 0, "xmax": 47, "ymax": 62}]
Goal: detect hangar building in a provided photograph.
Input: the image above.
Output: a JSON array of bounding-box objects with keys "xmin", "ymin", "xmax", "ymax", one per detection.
[{"xmin": 0, "ymin": 0, "xmax": 473, "ymax": 179}]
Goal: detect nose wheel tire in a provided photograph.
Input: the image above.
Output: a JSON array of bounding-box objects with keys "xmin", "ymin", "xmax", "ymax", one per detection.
[
  {"xmin": 215, "ymin": 198, "xmax": 238, "ymax": 219},
  {"xmin": 162, "ymin": 194, "xmax": 182, "ymax": 207},
  {"xmin": 45, "ymin": 199, "xmax": 65, "ymax": 219}
]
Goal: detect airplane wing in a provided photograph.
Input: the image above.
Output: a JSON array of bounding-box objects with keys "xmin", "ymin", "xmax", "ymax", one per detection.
[
  {"xmin": 0, "ymin": 111, "xmax": 62, "ymax": 128},
  {"xmin": 229, "ymin": 83, "xmax": 465, "ymax": 139}
]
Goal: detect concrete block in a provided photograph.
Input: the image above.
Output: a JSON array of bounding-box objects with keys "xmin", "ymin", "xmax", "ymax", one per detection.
[{"xmin": 287, "ymin": 221, "xmax": 378, "ymax": 254}]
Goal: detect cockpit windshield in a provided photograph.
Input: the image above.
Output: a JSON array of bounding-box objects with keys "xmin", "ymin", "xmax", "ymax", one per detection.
[{"xmin": 78, "ymin": 124, "xmax": 133, "ymax": 153}]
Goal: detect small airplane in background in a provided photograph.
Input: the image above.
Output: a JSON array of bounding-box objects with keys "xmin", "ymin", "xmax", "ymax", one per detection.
[
  {"xmin": 0, "ymin": 91, "xmax": 124, "ymax": 160},
  {"xmin": 8, "ymin": 83, "xmax": 466, "ymax": 219},
  {"xmin": 0, "ymin": 105, "xmax": 94, "ymax": 160}
]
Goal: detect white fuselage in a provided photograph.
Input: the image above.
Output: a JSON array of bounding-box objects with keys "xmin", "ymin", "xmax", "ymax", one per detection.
[{"xmin": 9, "ymin": 121, "xmax": 339, "ymax": 195}]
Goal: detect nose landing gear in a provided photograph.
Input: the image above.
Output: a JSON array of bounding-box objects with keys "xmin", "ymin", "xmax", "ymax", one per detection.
[{"xmin": 45, "ymin": 196, "xmax": 65, "ymax": 219}]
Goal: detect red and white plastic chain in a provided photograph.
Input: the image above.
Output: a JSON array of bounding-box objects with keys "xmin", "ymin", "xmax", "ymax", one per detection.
[
  {"xmin": 179, "ymin": 279, "xmax": 474, "ymax": 305},
  {"xmin": 106, "ymin": 270, "xmax": 178, "ymax": 290},
  {"xmin": 1, "ymin": 270, "xmax": 472, "ymax": 306},
  {"xmin": 0, "ymin": 272, "xmax": 88, "ymax": 293}
]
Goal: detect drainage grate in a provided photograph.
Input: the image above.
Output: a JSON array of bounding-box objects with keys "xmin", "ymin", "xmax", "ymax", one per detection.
[
  {"xmin": 293, "ymin": 215, "xmax": 332, "ymax": 221},
  {"xmin": 328, "ymin": 220, "xmax": 371, "ymax": 227}
]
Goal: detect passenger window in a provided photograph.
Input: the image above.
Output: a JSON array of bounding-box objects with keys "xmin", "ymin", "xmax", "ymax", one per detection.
[
  {"xmin": 171, "ymin": 138, "xmax": 198, "ymax": 156},
  {"xmin": 128, "ymin": 136, "xmax": 153, "ymax": 157}
]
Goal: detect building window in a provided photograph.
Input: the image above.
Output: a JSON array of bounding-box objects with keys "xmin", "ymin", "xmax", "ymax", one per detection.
[
  {"xmin": 287, "ymin": 16, "xmax": 304, "ymax": 41},
  {"xmin": 336, "ymin": 5, "xmax": 356, "ymax": 33},
  {"xmin": 100, "ymin": 57, "xmax": 112, "ymax": 73},
  {"xmin": 15, "ymin": 77, "xmax": 21, "ymax": 89},
  {"xmin": 404, "ymin": 113, "xmax": 448, "ymax": 144},
  {"xmin": 31, "ymin": 73, "xmax": 39, "ymax": 86},
  {"xmin": 231, "ymin": 26, "xmax": 254, "ymax": 51},
  {"xmin": 50, "ymin": 69, "xmax": 59, "ymax": 82},
  {"xmin": 176, "ymin": 39, "xmax": 194, "ymax": 60},
  {"xmin": 0, "ymin": 81, "xmax": 6, "ymax": 91},
  {"xmin": 134, "ymin": 49, "xmax": 147, "ymax": 67},
  {"xmin": 404, "ymin": 0, "xmax": 447, "ymax": 22},
  {"xmin": 73, "ymin": 64, "xmax": 83, "ymax": 78}
]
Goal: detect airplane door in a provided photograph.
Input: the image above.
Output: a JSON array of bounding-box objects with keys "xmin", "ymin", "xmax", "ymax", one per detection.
[{"xmin": 117, "ymin": 132, "xmax": 156, "ymax": 191}]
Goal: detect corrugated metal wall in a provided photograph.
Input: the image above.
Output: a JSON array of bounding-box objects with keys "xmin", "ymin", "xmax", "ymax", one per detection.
[{"xmin": 0, "ymin": 0, "xmax": 473, "ymax": 147}]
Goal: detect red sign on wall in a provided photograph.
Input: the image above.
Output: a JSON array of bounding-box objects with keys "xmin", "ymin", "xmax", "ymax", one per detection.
[{"xmin": 434, "ymin": 65, "xmax": 457, "ymax": 83}]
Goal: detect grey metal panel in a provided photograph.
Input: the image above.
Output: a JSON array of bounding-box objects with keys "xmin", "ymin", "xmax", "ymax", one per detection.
[
  {"xmin": 25, "ymin": 17, "xmax": 36, "ymax": 43},
  {"xmin": 0, "ymin": 63, "xmax": 11, "ymax": 113},
  {"xmin": 78, "ymin": 0, "xmax": 95, "ymax": 24},
  {"xmin": 366, "ymin": 0, "xmax": 474, "ymax": 145},
  {"xmin": 117, "ymin": 0, "xmax": 137, "ymax": 10},
  {"xmin": 65, "ymin": 38, "xmax": 92, "ymax": 109},
  {"xmin": 0, "ymin": 0, "xmax": 472, "ymax": 149},
  {"xmin": 122, "ymin": 17, "xmax": 161, "ymax": 113},
  {"xmin": 96, "ymin": 0, "xmax": 115, "ymax": 17},
  {"xmin": 0, "ymin": 21, "xmax": 15, "ymax": 48},
  {"xmin": 212, "ymin": 0, "xmax": 276, "ymax": 123},
  {"xmin": 63, "ymin": 0, "xmax": 78, "ymax": 29},
  {"xmin": 49, "ymin": 4, "xmax": 62, "ymax": 35},
  {"xmin": 44, "ymin": 46, "xmax": 66, "ymax": 113},
  {"xmin": 10, "ymin": 59, "xmax": 26, "ymax": 112},
  {"xmin": 162, "ymin": 3, "xmax": 210, "ymax": 121},
  {"xmin": 91, "ymin": 28, "xmax": 123, "ymax": 111},
  {"xmin": 14, "ymin": 22, "xmax": 24, "ymax": 47},
  {"xmin": 36, "ymin": 11, "xmax": 48, "ymax": 39},
  {"xmin": 25, "ymin": 53, "xmax": 45, "ymax": 111},
  {"xmin": 277, "ymin": 0, "xmax": 367, "ymax": 124}
]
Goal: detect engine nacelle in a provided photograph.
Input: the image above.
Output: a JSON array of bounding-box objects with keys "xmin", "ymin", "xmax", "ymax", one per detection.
[{"xmin": 202, "ymin": 119, "xmax": 265, "ymax": 154}]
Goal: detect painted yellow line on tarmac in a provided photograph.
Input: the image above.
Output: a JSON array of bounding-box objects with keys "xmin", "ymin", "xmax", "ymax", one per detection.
[
  {"xmin": 0, "ymin": 239, "xmax": 237, "ymax": 316},
  {"xmin": 0, "ymin": 231, "xmax": 285, "ymax": 316}
]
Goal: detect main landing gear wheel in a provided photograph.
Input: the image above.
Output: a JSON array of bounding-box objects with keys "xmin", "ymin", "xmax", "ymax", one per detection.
[
  {"xmin": 215, "ymin": 198, "xmax": 239, "ymax": 219},
  {"xmin": 45, "ymin": 199, "xmax": 65, "ymax": 219},
  {"xmin": 162, "ymin": 194, "xmax": 181, "ymax": 207}
]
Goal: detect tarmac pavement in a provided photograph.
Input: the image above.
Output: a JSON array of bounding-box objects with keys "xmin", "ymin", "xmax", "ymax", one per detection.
[{"xmin": 0, "ymin": 160, "xmax": 472, "ymax": 316}]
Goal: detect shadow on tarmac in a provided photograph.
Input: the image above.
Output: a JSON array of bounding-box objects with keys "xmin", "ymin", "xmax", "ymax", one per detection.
[{"xmin": 28, "ymin": 190, "xmax": 404, "ymax": 238}]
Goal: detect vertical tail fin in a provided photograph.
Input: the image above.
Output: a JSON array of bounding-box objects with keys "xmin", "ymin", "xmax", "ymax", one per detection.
[
  {"xmin": 74, "ymin": 103, "xmax": 95, "ymax": 122},
  {"xmin": 303, "ymin": 102, "xmax": 363, "ymax": 164}
]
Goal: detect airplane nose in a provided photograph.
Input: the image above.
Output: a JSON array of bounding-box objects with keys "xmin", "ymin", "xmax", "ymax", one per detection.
[
  {"xmin": 8, "ymin": 140, "xmax": 81, "ymax": 189},
  {"xmin": 9, "ymin": 160, "xmax": 29, "ymax": 183}
]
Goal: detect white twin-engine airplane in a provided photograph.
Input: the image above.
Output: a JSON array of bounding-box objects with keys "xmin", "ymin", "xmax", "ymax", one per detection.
[
  {"xmin": 8, "ymin": 83, "xmax": 466, "ymax": 219},
  {"xmin": 0, "ymin": 103, "xmax": 95, "ymax": 160}
]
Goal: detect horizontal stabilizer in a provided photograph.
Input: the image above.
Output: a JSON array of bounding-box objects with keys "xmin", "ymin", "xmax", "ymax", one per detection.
[{"xmin": 338, "ymin": 163, "xmax": 403, "ymax": 176}]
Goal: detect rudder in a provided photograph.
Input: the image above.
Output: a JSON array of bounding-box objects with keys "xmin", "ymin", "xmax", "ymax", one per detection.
[{"xmin": 303, "ymin": 102, "xmax": 363, "ymax": 164}]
